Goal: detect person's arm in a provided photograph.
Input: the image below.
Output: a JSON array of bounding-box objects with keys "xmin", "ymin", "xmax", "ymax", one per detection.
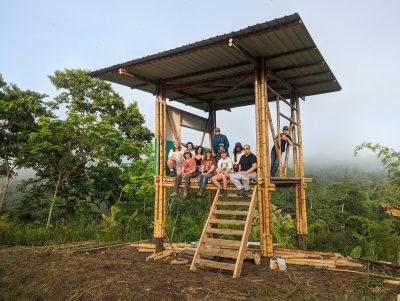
[
  {"xmin": 200, "ymin": 162, "xmax": 205, "ymax": 174},
  {"xmin": 224, "ymin": 135, "xmax": 229, "ymax": 152},
  {"xmin": 286, "ymin": 135, "xmax": 294, "ymax": 146},
  {"xmin": 207, "ymin": 164, "xmax": 215, "ymax": 174},
  {"xmin": 243, "ymin": 163, "xmax": 257, "ymax": 176}
]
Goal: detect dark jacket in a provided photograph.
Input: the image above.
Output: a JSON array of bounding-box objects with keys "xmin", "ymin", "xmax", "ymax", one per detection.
[{"xmin": 211, "ymin": 134, "xmax": 229, "ymax": 155}]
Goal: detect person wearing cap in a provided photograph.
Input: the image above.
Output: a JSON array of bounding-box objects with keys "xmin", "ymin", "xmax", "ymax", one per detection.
[
  {"xmin": 167, "ymin": 140, "xmax": 185, "ymax": 176},
  {"xmin": 197, "ymin": 150, "xmax": 216, "ymax": 197},
  {"xmin": 270, "ymin": 125, "xmax": 293, "ymax": 177},
  {"xmin": 215, "ymin": 142, "xmax": 225, "ymax": 163},
  {"xmin": 211, "ymin": 148, "xmax": 233, "ymax": 197},
  {"xmin": 171, "ymin": 149, "xmax": 196, "ymax": 198},
  {"xmin": 230, "ymin": 144, "xmax": 257, "ymax": 197},
  {"xmin": 211, "ymin": 127, "xmax": 229, "ymax": 157},
  {"xmin": 231, "ymin": 142, "xmax": 244, "ymax": 173}
]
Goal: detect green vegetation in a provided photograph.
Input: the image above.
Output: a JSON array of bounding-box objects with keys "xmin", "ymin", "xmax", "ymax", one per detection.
[{"xmin": 0, "ymin": 71, "xmax": 399, "ymax": 264}]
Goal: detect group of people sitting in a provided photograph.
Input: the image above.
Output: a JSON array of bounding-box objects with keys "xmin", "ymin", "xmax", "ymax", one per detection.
[{"xmin": 167, "ymin": 126, "xmax": 292, "ymax": 198}]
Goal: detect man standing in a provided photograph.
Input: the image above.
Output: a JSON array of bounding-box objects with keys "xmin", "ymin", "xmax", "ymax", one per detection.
[
  {"xmin": 230, "ymin": 144, "xmax": 257, "ymax": 197},
  {"xmin": 211, "ymin": 127, "xmax": 229, "ymax": 156},
  {"xmin": 270, "ymin": 125, "xmax": 293, "ymax": 177}
]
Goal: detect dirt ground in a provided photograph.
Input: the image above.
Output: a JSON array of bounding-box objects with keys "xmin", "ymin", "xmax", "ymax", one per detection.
[{"xmin": 0, "ymin": 242, "xmax": 398, "ymax": 301}]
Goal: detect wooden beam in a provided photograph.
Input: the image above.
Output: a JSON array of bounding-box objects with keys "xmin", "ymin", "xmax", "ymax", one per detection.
[
  {"xmin": 214, "ymin": 99, "xmax": 254, "ymax": 110},
  {"xmin": 212, "ymin": 76, "xmax": 252, "ymax": 103},
  {"xmin": 166, "ymin": 61, "xmax": 251, "ymax": 82},
  {"xmin": 118, "ymin": 68, "xmax": 155, "ymax": 85},
  {"xmin": 166, "ymin": 71, "xmax": 253, "ymax": 92},
  {"xmin": 228, "ymin": 39, "xmax": 259, "ymax": 66},
  {"xmin": 280, "ymin": 112, "xmax": 298, "ymax": 125}
]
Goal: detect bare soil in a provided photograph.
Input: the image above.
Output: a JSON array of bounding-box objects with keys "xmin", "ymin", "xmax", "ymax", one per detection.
[{"xmin": 0, "ymin": 243, "xmax": 398, "ymax": 301}]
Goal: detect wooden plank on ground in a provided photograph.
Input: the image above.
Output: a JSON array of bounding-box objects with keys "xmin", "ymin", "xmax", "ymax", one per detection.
[{"xmin": 196, "ymin": 258, "xmax": 235, "ymax": 271}]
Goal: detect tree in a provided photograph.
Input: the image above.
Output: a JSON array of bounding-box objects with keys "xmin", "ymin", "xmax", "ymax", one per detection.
[
  {"xmin": 19, "ymin": 69, "xmax": 152, "ymax": 228},
  {"xmin": 0, "ymin": 74, "xmax": 48, "ymax": 210}
]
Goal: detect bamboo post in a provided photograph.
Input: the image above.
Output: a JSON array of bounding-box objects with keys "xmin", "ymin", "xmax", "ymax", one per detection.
[
  {"xmin": 153, "ymin": 84, "xmax": 163, "ymax": 252},
  {"xmin": 276, "ymin": 95, "xmax": 282, "ymax": 177},
  {"xmin": 296, "ymin": 96, "xmax": 308, "ymax": 249},
  {"xmin": 260, "ymin": 58, "xmax": 273, "ymax": 256},
  {"xmin": 254, "ymin": 66, "xmax": 265, "ymax": 256},
  {"xmin": 162, "ymin": 86, "xmax": 167, "ymax": 229}
]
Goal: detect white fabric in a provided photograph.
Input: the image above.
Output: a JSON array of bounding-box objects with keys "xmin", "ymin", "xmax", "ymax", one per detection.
[
  {"xmin": 168, "ymin": 147, "xmax": 185, "ymax": 166},
  {"xmin": 230, "ymin": 171, "xmax": 257, "ymax": 191},
  {"xmin": 230, "ymin": 151, "xmax": 244, "ymax": 164}
]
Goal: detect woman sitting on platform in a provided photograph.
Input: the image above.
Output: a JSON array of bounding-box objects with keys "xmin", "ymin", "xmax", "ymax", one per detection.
[
  {"xmin": 171, "ymin": 149, "xmax": 196, "ymax": 199},
  {"xmin": 186, "ymin": 141, "xmax": 196, "ymax": 157},
  {"xmin": 167, "ymin": 140, "xmax": 185, "ymax": 176},
  {"xmin": 211, "ymin": 148, "xmax": 233, "ymax": 197},
  {"xmin": 197, "ymin": 150, "xmax": 216, "ymax": 197},
  {"xmin": 231, "ymin": 142, "xmax": 244, "ymax": 173},
  {"xmin": 194, "ymin": 146, "xmax": 204, "ymax": 175}
]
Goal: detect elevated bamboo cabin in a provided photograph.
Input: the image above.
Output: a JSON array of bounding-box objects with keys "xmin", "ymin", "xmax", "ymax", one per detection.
[{"xmin": 91, "ymin": 13, "xmax": 341, "ymax": 276}]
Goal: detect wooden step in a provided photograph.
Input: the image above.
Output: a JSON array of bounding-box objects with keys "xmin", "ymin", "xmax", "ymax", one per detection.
[
  {"xmin": 199, "ymin": 246, "xmax": 239, "ymax": 259},
  {"xmin": 196, "ymin": 258, "xmax": 235, "ymax": 271},
  {"xmin": 215, "ymin": 201, "xmax": 250, "ymax": 206},
  {"xmin": 209, "ymin": 219, "xmax": 246, "ymax": 225},
  {"xmin": 206, "ymin": 228, "xmax": 244, "ymax": 236},
  {"xmin": 203, "ymin": 238, "xmax": 241, "ymax": 248},
  {"xmin": 226, "ymin": 193, "xmax": 242, "ymax": 197},
  {"xmin": 214, "ymin": 210, "xmax": 248, "ymax": 216}
]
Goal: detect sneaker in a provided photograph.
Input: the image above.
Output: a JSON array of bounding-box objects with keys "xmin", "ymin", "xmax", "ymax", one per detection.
[
  {"xmin": 182, "ymin": 190, "xmax": 188, "ymax": 199},
  {"xmin": 170, "ymin": 192, "xmax": 179, "ymax": 197},
  {"xmin": 169, "ymin": 169, "xmax": 175, "ymax": 176},
  {"xmin": 237, "ymin": 188, "xmax": 244, "ymax": 196},
  {"xmin": 220, "ymin": 189, "xmax": 228, "ymax": 197},
  {"xmin": 242, "ymin": 189, "xmax": 251, "ymax": 197},
  {"xmin": 197, "ymin": 191, "xmax": 203, "ymax": 197}
]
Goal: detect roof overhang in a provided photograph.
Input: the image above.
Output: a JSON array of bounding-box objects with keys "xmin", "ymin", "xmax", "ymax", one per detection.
[{"xmin": 91, "ymin": 13, "xmax": 341, "ymax": 111}]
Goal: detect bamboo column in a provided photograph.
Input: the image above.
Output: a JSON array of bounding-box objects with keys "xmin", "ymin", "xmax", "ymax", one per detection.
[
  {"xmin": 154, "ymin": 81, "xmax": 166, "ymax": 252},
  {"xmin": 260, "ymin": 58, "xmax": 273, "ymax": 257},
  {"xmin": 254, "ymin": 66, "xmax": 266, "ymax": 256},
  {"xmin": 276, "ymin": 95, "xmax": 282, "ymax": 177},
  {"xmin": 295, "ymin": 95, "xmax": 308, "ymax": 250}
]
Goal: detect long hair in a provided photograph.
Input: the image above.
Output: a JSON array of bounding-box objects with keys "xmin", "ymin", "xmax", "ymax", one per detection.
[{"xmin": 196, "ymin": 146, "xmax": 203, "ymax": 155}]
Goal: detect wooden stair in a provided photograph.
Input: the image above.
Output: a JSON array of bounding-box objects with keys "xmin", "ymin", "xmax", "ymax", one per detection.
[{"xmin": 190, "ymin": 188, "xmax": 258, "ymax": 278}]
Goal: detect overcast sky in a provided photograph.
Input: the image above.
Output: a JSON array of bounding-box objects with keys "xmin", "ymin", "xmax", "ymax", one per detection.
[{"xmin": 2, "ymin": 0, "xmax": 400, "ymax": 166}]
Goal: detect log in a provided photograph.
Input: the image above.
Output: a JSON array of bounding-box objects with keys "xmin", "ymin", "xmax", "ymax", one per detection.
[{"xmin": 171, "ymin": 259, "xmax": 189, "ymax": 265}]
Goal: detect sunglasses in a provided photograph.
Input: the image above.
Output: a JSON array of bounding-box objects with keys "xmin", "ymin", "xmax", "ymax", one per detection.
[{"xmin": 244, "ymin": 147, "xmax": 250, "ymax": 150}]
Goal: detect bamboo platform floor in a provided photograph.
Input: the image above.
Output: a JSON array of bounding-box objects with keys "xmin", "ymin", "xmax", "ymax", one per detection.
[{"xmin": 163, "ymin": 176, "xmax": 312, "ymax": 189}]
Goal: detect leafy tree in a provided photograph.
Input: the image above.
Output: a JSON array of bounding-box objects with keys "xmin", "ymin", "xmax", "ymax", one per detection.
[
  {"xmin": 19, "ymin": 69, "xmax": 152, "ymax": 228},
  {"xmin": 0, "ymin": 73, "xmax": 48, "ymax": 210}
]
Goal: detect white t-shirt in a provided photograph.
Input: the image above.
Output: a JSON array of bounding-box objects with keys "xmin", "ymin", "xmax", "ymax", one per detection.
[
  {"xmin": 218, "ymin": 157, "xmax": 233, "ymax": 173},
  {"xmin": 231, "ymin": 151, "xmax": 244, "ymax": 165},
  {"xmin": 168, "ymin": 148, "xmax": 185, "ymax": 166}
]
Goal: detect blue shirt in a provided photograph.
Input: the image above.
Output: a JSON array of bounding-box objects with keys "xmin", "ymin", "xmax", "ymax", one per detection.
[{"xmin": 211, "ymin": 134, "xmax": 229, "ymax": 155}]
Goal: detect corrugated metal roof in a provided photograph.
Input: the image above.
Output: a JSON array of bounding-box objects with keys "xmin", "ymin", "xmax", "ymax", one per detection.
[{"xmin": 91, "ymin": 13, "xmax": 341, "ymax": 111}]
